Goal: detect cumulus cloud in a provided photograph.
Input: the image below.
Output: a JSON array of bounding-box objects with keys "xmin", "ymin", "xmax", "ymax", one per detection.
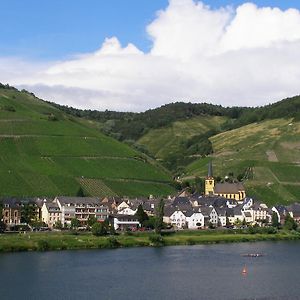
[{"xmin": 1, "ymin": 0, "xmax": 300, "ymax": 111}]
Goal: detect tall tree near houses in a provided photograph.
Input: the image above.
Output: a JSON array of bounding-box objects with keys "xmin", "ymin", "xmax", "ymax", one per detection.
[
  {"xmin": 155, "ymin": 199, "xmax": 165, "ymax": 235},
  {"xmin": 135, "ymin": 204, "xmax": 149, "ymax": 226},
  {"xmin": 271, "ymin": 212, "xmax": 280, "ymax": 228}
]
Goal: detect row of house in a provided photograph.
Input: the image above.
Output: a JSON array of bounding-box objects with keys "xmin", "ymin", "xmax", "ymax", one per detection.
[{"xmin": 1, "ymin": 193, "xmax": 300, "ymax": 231}]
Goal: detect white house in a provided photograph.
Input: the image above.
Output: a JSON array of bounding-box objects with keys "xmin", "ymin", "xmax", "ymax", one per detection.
[
  {"xmin": 113, "ymin": 215, "xmax": 140, "ymax": 230},
  {"xmin": 118, "ymin": 206, "xmax": 136, "ymax": 216},
  {"xmin": 55, "ymin": 197, "xmax": 109, "ymax": 227},
  {"xmin": 169, "ymin": 210, "xmax": 187, "ymax": 229},
  {"xmin": 41, "ymin": 202, "xmax": 61, "ymax": 228},
  {"xmin": 186, "ymin": 211, "xmax": 205, "ymax": 229}
]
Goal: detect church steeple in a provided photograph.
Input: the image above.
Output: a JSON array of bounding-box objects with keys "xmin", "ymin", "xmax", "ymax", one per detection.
[
  {"xmin": 205, "ymin": 161, "xmax": 215, "ymax": 195},
  {"xmin": 207, "ymin": 160, "xmax": 213, "ymax": 178}
]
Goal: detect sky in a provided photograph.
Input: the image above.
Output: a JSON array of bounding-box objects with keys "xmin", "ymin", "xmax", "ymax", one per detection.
[{"xmin": 1, "ymin": 0, "xmax": 300, "ymax": 111}]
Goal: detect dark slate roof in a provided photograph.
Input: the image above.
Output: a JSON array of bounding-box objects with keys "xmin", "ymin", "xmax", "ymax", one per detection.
[
  {"xmin": 183, "ymin": 208, "xmax": 195, "ymax": 217},
  {"xmin": 45, "ymin": 202, "xmax": 61, "ymax": 212},
  {"xmin": 173, "ymin": 197, "xmax": 191, "ymax": 207},
  {"xmin": 226, "ymin": 205, "xmax": 243, "ymax": 217},
  {"xmin": 196, "ymin": 196, "xmax": 229, "ymax": 208},
  {"xmin": 215, "ymin": 207, "xmax": 226, "ymax": 216},
  {"xmin": 1, "ymin": 198, "xmax": 22, "ymax": 208},
  {"xmin": 56, "ymin": 196, "xmax": 101, "ymax": 205},
  {"xmin": 214, "ymin": 182, "xmax": 245, "ymax": 194},
  {"xmin": 287, "ymin": 203, "xmax": 300, "ymax": 217},
  {"xmin": 164, "ymin": 205, "xmax": 176, "ymax": 217},
  {"xmin": 35, "ymin": 197, "xmax": 53, "ymax": 208},
  {"xmin": 251, "ymin": 203, "xmax": 268, "ymax": 211},
  {"xmin": 198, "ymin": 206, "xmax": 213, "ymax": 217}
]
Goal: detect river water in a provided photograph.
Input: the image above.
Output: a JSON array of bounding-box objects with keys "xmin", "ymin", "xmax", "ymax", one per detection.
[{"xmin": 0, "ymin": 241, "xmax": 300, "ymax": 300}]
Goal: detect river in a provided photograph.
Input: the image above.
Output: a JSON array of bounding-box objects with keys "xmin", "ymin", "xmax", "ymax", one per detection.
[{"xmin": 0, "ymin": 241, "xmax": 300, "ymax": 299}]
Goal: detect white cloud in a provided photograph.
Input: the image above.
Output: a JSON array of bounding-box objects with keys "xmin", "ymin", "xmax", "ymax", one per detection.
[{"xmin": 1, "ymin": 0, "xmax": 300, "ymax": 111}]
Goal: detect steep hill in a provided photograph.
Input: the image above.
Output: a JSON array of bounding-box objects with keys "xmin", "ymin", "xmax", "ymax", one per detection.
[
  {"xmin": 0, "ymin": 85, "xmax": 175, "ymax": 197},
  {"xmin": 137, "ymin": 115, "xmax": 227, "ymax": 165},
  {"xmin": 185, "ymin": 118, "xmax": 300, "ymax": 205},
  {"xmin": 44, "ymin": 88, "xmax": 300, "ymax": 205}
]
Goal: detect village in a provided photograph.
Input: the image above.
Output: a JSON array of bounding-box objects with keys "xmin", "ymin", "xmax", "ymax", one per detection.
[{"xmin": 1, "ymin": 163, "xmax": 299, "ymax": 232}]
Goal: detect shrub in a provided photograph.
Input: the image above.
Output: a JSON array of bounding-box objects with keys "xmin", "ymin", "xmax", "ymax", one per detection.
[
  {"xmin": 48, "ymin": 114, "xmax": 58, "ymax": 121},
  {"xmin": 2, "ymin": 105, "xmax": 16, "ymax": 112},
  {"xmin": 149, "ymin": 234, "xmax": 165, "ymax": 246},
  {"xmin": 106, "ymin": 236, "xmax": 120, "ymax": 248},
  {"xmin": 92, "ymin": 222, "xmax": 107, "ymax": 236},
  {"xmin": 37, "ymin": 240, "xmax": 50, "ymax": 251}
]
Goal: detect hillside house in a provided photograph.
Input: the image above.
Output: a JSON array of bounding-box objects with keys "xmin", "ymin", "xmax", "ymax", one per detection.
[
  {"xmin": 41, "ymin": 202, "xmax": 61, "ymax": 228},
  {"xmin": 55, "ymin": 197, "xmax": 108, "ymax": 227},
  {"xmin": 113, "ymin": 214, "xmax": 140, "ymax": 231},
  {"xmin": 1, "ymin": 198, "xmax": 21, "ymax": 226},
  {"xmin": 186, "ymin": 209, "xmax": 205, "ymax": 229}
]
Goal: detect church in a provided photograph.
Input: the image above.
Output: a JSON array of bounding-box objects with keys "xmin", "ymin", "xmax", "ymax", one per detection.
[{"xmin": 205, "ymin": 161, "xmax": 246, "ymax": 201}]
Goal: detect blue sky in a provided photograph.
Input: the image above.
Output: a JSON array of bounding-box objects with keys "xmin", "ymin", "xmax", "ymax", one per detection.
[
  {"xmin": 1, "ymin": 0, "xmax": 300, "ymax": 111},
  {"xmin": 1, "ymin": 0, "xmax": 300, "ymax": 60}
]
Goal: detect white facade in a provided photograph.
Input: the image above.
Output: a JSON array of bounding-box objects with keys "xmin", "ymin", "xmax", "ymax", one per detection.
[
  {"xmin": 218, "ymin": 215, "xmax": 227, "ymax": 227},
  {"xmin": 187, "ymin": 213, "xmax": 205, "ymax": 229},
  {"xmin": 41, "ymin": 203, "xmax": 61, "ymax": 228},
  {"xmin": 170, "ymin": 210, "xmax": 187, "ymax": 229},
  {"xmin": 118, "ymin": 207, "xmax": 136, "ymax": 215},
  {"xmin": 113, "ymin": 216, "xmax": 140, "ymax": 230},
  {"xmin": 209, "ymin": 208, "xmax": 218, "ymax": 226}
]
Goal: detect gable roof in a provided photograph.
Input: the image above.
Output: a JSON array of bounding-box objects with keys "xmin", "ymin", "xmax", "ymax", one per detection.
[
  {"xmin": 56, "ymin": 196, "xmax": 101, "ymax": 205},
  {"xmin": 214, "ymin": 182, "xmax": 245, "ymax": 194}
]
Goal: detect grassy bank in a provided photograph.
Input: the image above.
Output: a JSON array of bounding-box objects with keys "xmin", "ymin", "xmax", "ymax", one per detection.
[{"xmin": 1, "ymin": 230, "xmax": 300, "ymax": 253}]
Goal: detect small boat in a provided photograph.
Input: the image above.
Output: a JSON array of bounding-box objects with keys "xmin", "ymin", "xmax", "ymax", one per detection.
[
  {"xmin": 242, "ymin": 266, "xmax": 248, "ymax": 274},
  {"xmin": 242, "ymin": 253, "xmax": 264, "ymax": 257}
]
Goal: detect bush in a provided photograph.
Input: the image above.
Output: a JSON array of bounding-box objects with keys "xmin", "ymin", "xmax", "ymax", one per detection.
[
  {"xmin": 1, "ymin": 105, "xmax": 16, "ymax": 112},
  {"xmin": 92, "ymin": 222, "xmax": 107, "ymax": 236},
  {"xmin": 149, "ymin": 234, "xmax": 165, "ymax": 246},
  {"xmin": 106, "ymin": 237, "xmax": 120, "ymax": 248},
  {"xmin": 37, "ymin": 240, "xmax": 50, "ymax": 251},
  {"xmin": 47, "ymin": 114, "xmax": 58, "ymax": 121}
]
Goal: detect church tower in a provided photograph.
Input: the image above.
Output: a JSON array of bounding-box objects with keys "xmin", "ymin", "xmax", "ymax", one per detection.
[{"xmin": 205, "ymin": 161, "xmax": 215, "ymax": 195}]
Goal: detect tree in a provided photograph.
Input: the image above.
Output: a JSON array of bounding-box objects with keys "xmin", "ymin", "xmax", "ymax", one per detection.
[
  {"xmin": 70, "ymin": 218, "xmax": 80, "ymax": 229},
  {"xmin": 87, "ymin": 216, "xmax": 97, "ymax": 228},
  {"xmin": 21, "ymin": 203, "xmax": 36, "ymax": 224},
  {"xmin": 134, "ymin": 204, "xmax": 149, "ymax": 226},
  {"xmin": 0, "ymin": 220, "xmax": 5, "ymax": 232},
  {"xmin": 143, "ymin": 216, "xmax": 156, "ymax": 229},
  {"xmin": 271, "ymin": 212, "xmax": 280, "ymax": 228},
  {"xmin": 194, "ymin": 176, "xmax": 204, "ymax": 194},
  {"xmin": 54, "ymin": 220, "xmax": 63, "ymax": 230},
  {"xmin": 155, "ymin": 199, "xmax": 164, "ymax": 234},
  {"xmin": 76, "ymin": 187, "xmax": 85, "ymax": 197},
  {"xmin": 0, "ymin": 200, "xmax": 5, "ymax": 232},
  {"xmin": 284, "ymin": 214, "xmax": 297, "ymax": 231},
  {"xmin": 92, "ymin": 222, "xmax": 107, "ymax": 236}
]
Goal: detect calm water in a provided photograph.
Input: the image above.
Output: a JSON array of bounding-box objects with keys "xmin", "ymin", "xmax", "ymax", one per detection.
[{"xmin": 0, "ymin": 241, "xmax": 300, "ymax": 300}]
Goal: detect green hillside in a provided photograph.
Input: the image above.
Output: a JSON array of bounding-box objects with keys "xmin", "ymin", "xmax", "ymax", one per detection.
[
  {"xmin": 185, "ymin": 118, "xmax": 300, "ymax": 205},
  {"xmin": 138, "ymin": 116, "xmax": 227, "ymax": 159},
  {"xmin": 0, "ymin": 86, "xmax": 175, "ymax": 197}
]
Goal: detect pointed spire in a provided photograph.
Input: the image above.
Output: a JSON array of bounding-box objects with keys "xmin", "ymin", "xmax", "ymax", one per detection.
[{"xmin": 208, "ymin": 161, "xmax": 213, "ymax": 178}]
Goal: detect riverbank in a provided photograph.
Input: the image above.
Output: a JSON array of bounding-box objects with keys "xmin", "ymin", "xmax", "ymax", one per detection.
[{"xmin": 1, "ymin": 230, "xmax": 300, "ymax": 252}]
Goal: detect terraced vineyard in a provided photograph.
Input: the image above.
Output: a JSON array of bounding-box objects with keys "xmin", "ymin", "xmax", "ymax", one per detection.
[
  {"xmin": 138, "ymin": 116, "xmax": 227, "ymax": 159},
  {"xmin": 0, "ymin": 87, "xmax": 176, "ymax": 197},
  {"xmin": 185, "ymin": 118, "xmax": 300, "ymax": 205}
]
